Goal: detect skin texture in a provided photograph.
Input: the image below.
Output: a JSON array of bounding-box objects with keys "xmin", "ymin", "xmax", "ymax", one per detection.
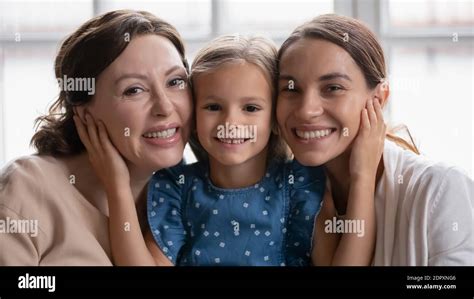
[
  {"xmin": 277, "ymin": 38, "xmax": 389, "ymax": 265},
  {"xmin": 75, "ymin": 35, "xmax": 192, "ymax": 184},
  {"xmin": 193, "ymin": 61, "xmax": 273, "ymax": 188}
]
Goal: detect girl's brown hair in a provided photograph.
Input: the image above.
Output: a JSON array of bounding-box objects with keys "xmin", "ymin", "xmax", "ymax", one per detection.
[
  {"xmin": 278, "ymin": 14, "xmax": 419, "ymax": 154},
  {"xmin": 31, "ymin": 9, "xmax": 188, "ymax": 156},
  {"xmin": 189, "ymin": 34, "xmax": 290, "ymax": 163}
]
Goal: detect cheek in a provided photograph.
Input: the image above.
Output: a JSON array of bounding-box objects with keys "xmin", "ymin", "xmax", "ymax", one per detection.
[
  {"xmin": 275, "ymin": 98, "xmax": 286, "ymax": 123},
  {"xmin": 335, "ymin": 97, "xmax": 365, "ymax": 140},
  {"xmin": 258, "ymin": 111, "xmax": 273, "ymax": 139},
  {"xmin": 175, "ymin": 98, "xmax": 193, "ymax": 138}
]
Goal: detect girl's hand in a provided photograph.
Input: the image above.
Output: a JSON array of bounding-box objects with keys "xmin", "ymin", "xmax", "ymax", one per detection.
[
  {"xmin": 349, "ymin": 98, "xmax": 386, "ymax": 180},
  {"xmin": 73, "ymin": 113, "xmax": 130, "ymax": 193}
]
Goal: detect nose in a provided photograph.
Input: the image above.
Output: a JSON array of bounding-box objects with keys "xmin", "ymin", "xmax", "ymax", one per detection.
[
  {"xmin": 221, "ymin": 106, "xmax": 242, "ymax": 125},
  {"xmin": 293, "ymin": 88, "xmax": 324, "ymax": 121},
  {"xmin": 150, "ymin": 84, "xmax": 174, "ymax": 117}
]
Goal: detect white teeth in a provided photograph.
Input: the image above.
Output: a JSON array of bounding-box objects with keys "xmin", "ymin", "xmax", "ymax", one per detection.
[
  {"xmin": 296, "ymin": 129, "xmax": 332, "ymax": 140},
  {"xmin": 218, "ymin": 138, "xmax": 245, "ymax": 144},
  {"xmin": 143, "ymin": 128, "xmax": 177, "ymax": 139}
]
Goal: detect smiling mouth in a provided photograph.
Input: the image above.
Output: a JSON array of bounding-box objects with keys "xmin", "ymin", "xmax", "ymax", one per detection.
[
  {"xmin": 214, "ymin": 137, "xmax": 250, "ymax": 144},
  {"xmin": 293, "ymin": 128, "xmax": 336, "ymax": 140},
  {"xmin": 142, "ymin": 127, "xmax": 178, "ymax": 139}
]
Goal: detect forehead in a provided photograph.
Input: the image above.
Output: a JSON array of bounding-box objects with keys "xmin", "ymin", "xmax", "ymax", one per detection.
[
  {"xmin": 108, "ymin": 34, "xmax": 182, "ymax": 74},
  {"xmin": 279, "ymin": 38, "xmax": 361, "ymax": 79},
  {"xmin": 195, "ymin": 62, "xmax": 272, "ymax": 96}
]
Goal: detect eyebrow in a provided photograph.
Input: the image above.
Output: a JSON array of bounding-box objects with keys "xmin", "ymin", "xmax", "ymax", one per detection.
[
  {"xmin": 202, "ymin": 95, "xmax": 267, "ymax": 104},
  {"xmin": 114, "ymin": 65, "xmax": 186, "ymax": 85},
  {"xmin": 114, "ymin": 73, "xmax": 148, "ymax": 85},
  {"xmin": 278, "ymin": 72, "xmax": 352, "ymax": 83},
  {"xmin": 319, "ymin": 72, "xmax": 352, "ymax": 82}
]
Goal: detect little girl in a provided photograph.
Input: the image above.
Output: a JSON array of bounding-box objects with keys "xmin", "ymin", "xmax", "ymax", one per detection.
[{"xmin": 74, "ymin": 34, "xmax": 384, "ymax": 266}]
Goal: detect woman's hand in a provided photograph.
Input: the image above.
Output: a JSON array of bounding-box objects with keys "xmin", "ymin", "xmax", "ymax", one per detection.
[
  {"xmin": 349, "ymin": 98, "xmax": 386, "ymax": 180},
  {"xmin": 73, "ymin": 113, "xmax": 130, "ymax": 194}
]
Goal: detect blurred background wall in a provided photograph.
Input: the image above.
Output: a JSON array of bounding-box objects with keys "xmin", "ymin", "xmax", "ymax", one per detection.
[{"xmin": 0, "ymin": 0, "xmax": 472, "ymax": 177}]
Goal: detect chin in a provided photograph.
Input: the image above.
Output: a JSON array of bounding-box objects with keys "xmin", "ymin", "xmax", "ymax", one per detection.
[
  {"xmin": 148, "ymin": 147, "xmax": 185, "ymax": 170},
  {"xmin": 293, "ymin": 151, "xmax": 329, "ymax": 167}
]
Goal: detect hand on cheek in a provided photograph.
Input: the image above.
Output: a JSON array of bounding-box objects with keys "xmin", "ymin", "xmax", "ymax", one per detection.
[{"xmin": 348, "ymin": 97, "xmax": 386, "ymax": 179}]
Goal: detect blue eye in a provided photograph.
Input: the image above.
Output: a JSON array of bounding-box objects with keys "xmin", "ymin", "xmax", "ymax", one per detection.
[
  {"xmin": 204, "ymin": 104, "xmax": 221, "ymax": 111},
  {"xmin": 124, "ymin": 86, "xmax": 144, "ymax": 96}
]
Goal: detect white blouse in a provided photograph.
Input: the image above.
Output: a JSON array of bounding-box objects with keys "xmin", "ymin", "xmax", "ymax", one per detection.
[{"xmin": 373, "ymin": 141, "xmax": 474, "ymax": 265}]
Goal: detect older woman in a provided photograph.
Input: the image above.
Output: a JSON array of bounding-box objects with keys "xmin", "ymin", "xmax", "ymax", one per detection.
[
  {"xmin": 0, "ymin": 10, "xmax": 192, "ymax": 265},
  {"xmin": 277, "ymin": 14, "xmax": 473, "ymax": 266}
]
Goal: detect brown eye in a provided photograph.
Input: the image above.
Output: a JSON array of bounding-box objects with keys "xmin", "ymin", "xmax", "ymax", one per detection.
[
  {"xmin": 124, "ymin": 87, "xmax": 144, "ymax": 96},
  {"xmin": 244, "ymin": 105, "xmax": 260, "ymax": 112},
  {"xmin": 327, "ymin": 85, "xmax": 343, "ymax": 92},
  {"xmin": 204, "ymin": 104, "xmax": 221, "ymax": 111}
]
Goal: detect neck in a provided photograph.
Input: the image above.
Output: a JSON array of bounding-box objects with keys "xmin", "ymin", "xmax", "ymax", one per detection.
[
  {"xmin": 324, "ymin": 149, "xmax": 384, "ymax": 215},
  {"xmin": 209, "ymin": 149, "xmax": 268, "ymax": 189}
]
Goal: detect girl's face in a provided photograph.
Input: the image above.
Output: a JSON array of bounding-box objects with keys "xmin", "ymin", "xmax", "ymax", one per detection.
[
  {"xmin": 277, "ymin": 38, "xmax": 375, "ymax": 166},
  {"xmin": 194, "ymin": 61, "xmax": 273, "ymax": 167},
  {"xmin": 84, "ymin": 34, "xmax": 192, "ymax": 173}
]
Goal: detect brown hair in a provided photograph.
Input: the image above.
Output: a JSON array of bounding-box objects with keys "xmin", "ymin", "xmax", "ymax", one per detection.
[
  {"xmin": 31, "ymin": 9, "xmax": 188, "ymax": 156},
  {"xmin": 189, "ymin": 34, "xmax": 290, "ymax": 163},
  {"xmin": 278, "ymin": 14, "xmax": 419, "ymax": 153}
]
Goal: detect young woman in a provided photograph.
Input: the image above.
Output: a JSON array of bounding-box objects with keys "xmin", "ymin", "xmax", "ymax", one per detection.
[
  {"xmin": 76, "ymin": 34, "xmax": 385, "ymax": 266},
  {"xmin": 277, "ymin": 14, "xmax": 474, "ymax": 266},
  {"xmin": 0, "ymin": 10, "xmax": 192, "ymax": 265}
]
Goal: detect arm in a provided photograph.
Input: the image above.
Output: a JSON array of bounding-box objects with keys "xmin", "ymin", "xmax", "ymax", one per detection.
[
  {"xmin": 427, "ymin": 167, "xmax": 474, "ymax": 266},
  {"xmin": 73, "ymin": 114, "xmax": 171, "ymax": 266},
  {"xmin": 313, "ymin": 98, "xmax": 385, "ymax": 266},
  {"xmin": 107, "ymin": 185, "xmax": 171, "ymax": 266},
  {"xmin": 0, "ymin": 159, "xmax": 43, "ymax": 265},
  {"xmin": 312, "ymin": 185, "xmax": 341, "ymax": 266},
  {"xmin": 0, "ymin": 207, "xmax": 39, "ymax": 265}
]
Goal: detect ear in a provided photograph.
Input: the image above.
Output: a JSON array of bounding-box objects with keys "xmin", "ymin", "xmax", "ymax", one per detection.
[{"xmin": 373, "ymin": 80, "xmax": 390, "ymax": 108}]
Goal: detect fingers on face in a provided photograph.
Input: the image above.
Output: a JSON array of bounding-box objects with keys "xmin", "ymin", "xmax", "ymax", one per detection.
[
  {"xmin": 367, "ymin": 98, "xmax": 377, "ymax": 125},
  {"xmin": 97, "ymin": 120, "xmax": 113, "ymax": 152},
  {"xmin": 73, "ymin": 115, "xmax": 93, "ymax": 151},
  {"xmin": 361, "ymin": 108, "xmax": 370, "ymax": 131},
  {"xmin": 373, "ymin": 97, "xmax": 384, "ymax": 123},
  {"xmin": 85, "ymin": 114, "xmax": 103, "ymax": 153}
]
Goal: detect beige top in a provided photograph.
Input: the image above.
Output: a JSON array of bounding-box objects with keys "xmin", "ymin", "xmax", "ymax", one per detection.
[{"xmin": 0, "ymin": 155, "xmax": 112, "ymax": 265}]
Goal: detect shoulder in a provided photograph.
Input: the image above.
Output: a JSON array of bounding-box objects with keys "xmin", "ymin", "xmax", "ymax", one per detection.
[
  {"xmin": 0, "ymin": 155, "xmax": 56, "ymax": 199},
  {"xmin": 0, "ymin": 155, "xmax": 63, "ymax": 228},
  {"xmin": 285, "ymin": 159, "xmax": 325, "ymax": 188},
  {"xmin": 382, "ymin": 141, "xmax": 473, "ymax": 219},
  {"xmin": 148, "ymin": 161, "xmax": 207, "ymax": 201},
  {"xmin": 150, "ymin": 161, "xmax": 206, "ymax": 187},
  {"xmin": 384, "ymin": 141, "xmax": 472, "ymax": 201}
]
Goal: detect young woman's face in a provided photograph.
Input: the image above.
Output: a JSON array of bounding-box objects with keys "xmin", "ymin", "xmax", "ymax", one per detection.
[
  {"xmin": 194, "ymin": 61, "xmax": 273, "ymax": 167},
  {"xmin": 277, "ymin": 38, "xmax": 374, "ymax": 166},
  {"xmin": 87, "ymin": 34, "xmax": 192, "ymax": 173}
]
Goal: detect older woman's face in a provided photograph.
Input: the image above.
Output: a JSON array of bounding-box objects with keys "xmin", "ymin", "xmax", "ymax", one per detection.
[
  {"xmin": 88, "ymin": 34, "xmax": 192, "ymax": 172},
  {"xmin": 277, "ymin": 38, "xmax": 374, "ymax": 166}
]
